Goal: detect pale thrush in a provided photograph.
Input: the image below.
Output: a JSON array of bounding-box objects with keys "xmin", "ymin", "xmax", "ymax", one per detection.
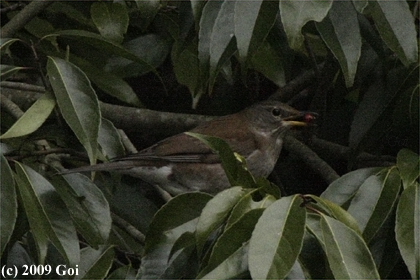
[{"xmin": 62, "ymin": 101, "xmax": 316, "ymax": 195}]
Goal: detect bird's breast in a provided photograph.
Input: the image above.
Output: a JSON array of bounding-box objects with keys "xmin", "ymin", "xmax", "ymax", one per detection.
[{"xmin": 246, "ymin": 136, "xmax": 283, "ymax": 178}]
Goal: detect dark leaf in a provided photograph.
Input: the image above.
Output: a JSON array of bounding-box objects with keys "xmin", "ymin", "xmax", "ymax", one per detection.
[
  {"xmin": 195, "ymin": 186, "xmax": 251, "ymax": 254},
  {"xmin": 321, "ymin": 167, "xmax": 383, "ymax": 207},
  {"xmin": 91, "ymin": 2, "xmax": 128, "ymax": 44},
  {"xmin": 395, "ymin": 182, "xmax": 419, "ymax": 279},
  {"xmin": 0, "ymin": 155, "xmax": 17, "ymax": 255},
  {"xmin": 15, "ymin": 163, "xmax": 79, "ymax": 265},
  {"xmin": 279, "ymin": 0, "xmax": 333, "ymax": 49},
  {"xmin": 320, "ymin": 214, "xmax": 380, "ymax": 279},
  {"xmin": 346, "ymin": 167, "xmax": 401, "ymax": 242},
  {"xmin": 249, "ymin": 195, "xmax": 306, "ymax": 279},
  {"xmin": 76, "ymin": 245, "xmax": 114, "ymax": 280},
  {"xmin": 368, "ymin": 0, "xmax": 418, "ymax": 66},
  {"xmin": 316, "ymin": 1, "xmax": 361, "ymax": 87},
  {"xmin": 0, "ymin": 92, "xmax": 56, "ymax": 139},
  {"xmin": 397, "ymin": 148, "xmax": 419, "ymax": 190},
  {"xmin": 138, "ymin": 193, "xmax": 212, "ymax": 279},
  {"xmin": 47, "ymin": 57, "xmax": 101, "ymax": 165}
]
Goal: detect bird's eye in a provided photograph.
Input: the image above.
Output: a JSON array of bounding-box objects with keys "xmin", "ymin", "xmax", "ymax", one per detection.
[{"xmin": 272, "ymin": 108, "xmax": 281, "ymax": 117}]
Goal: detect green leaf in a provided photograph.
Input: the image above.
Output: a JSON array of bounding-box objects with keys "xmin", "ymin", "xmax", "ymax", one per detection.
[
  {"xmin": 105, "ymin": 34, "xmax": 171, "ymax": 78},
  {"xmin": 106, "ymin": 264, "xmax": 137, "ymax": 280},
  {"xmin": 196, "ymin": 187, "xmax": 251, "ymax": 254},
  {"xmin": 198, "ymin": 209, "xmax": 264, "ymax": 278},
  {"xmin": 133, "ymin": 0, "xmax": 160, "ymax": 30},
  {"xmin": 159, "ymin": 238, "xmax": 197, "ymax": 279},
  {"xmin": 190, "ymin": 0, "xmax": 206, "ymax": 26},
  {"xmin": 76, "ymin": 245, "xmax": 114, "ymax": 280},
  {"xmin": 14, "ymin": 173, "xmax": 47, "ymax": 264},
  {"xmin": 369, "ymin": 0, "xmax": 418, "ymax": 66},
  {"xmin": 234, "ymin": 0, "xmax": 278, "ymax": 65},
  {"xmin": 397, "ymin": 148, "xmax": 420, "ymax": 190},
  {"xmin": 0, "ymin": 155, "xmax": 17, "ymax": 255},
  {"xmin": 172, "ymin": 39, "xmax": 203, "ymax": 105},
  {"xmin": 110, "ymin": 178, "xmax": 158, "ymax": 234},
  {"xmin": 71, "ymin": 56, "xmax": 142, "ymax": 107},
  {"xmin": 348, "ymin": 73, "xmax": 394, "ymax": 151},
  {"xmin": 98, "ymin": 118, "xmax": 125, "ymax": 159},
  {"xmin": 249, "ymin": 195, "xmax": 306, "ymax": 279},
  {"xmin": 279, "ymin": 0, "xmax": 333, "ymax": 50},
  {"xmin": 50, "ymin": 30, "xmax": 165, "ymax": 85},
  {"xmin": 139, "ymin": 193, "xmax": 212, "ymax": 279},
  {"xmin": 23, "ymin": 15, "xmax": 56, "ymax": 39},
  {"xmin": 0, "ymin": 38, "xmax": 22, "ymax": 54},
  {"xmin": 287, "ymin": 261, "xmax": 306, "ymax": 279},
  {"xmin": 47, "ymin": 56, "xmax": 101, "ymax": 165},
  {"xmin": 0, "ymin": 92, "xmax": 56, "ymax": 139},
  {"xmin": 347, "ymin": 168, "xmax": 401, "ymax": 242},
  {"xmin": 15, "ymin": 162, "xmax": 79, "ymax": 266},
  {"xmin": 91, "ymin": 2, "xmax": 128, "ymax": 44},
  {"xmin": 321, "ymin": 167, "xmax": 383, "ymax": 207},
  {"xmin": 395, "ymin": 182, "xmax": 420, "ymax": 279},
  {"xmin": 0, "ymin": 65, "xmax": 28, "ymax": 81},
  {"xmin": 208, "ymin": 0, "xmax": 236, "ymax": 95},
  {"xmin": 251, "ymin": 40, "xmax": 286, "ymax": 87},
  {"xmin": 307, "ymin": 195, "xmax": 361, "ymax": 234},
  {"xmin": 198, "ymin": 241, "xmax": 250, "ymax": 280},
  {"xmin": 226, "ymin": 189, "xmax": 276, "ymax": 229},
  {"xmin": 352, "ymin": 0, "xmax": 368, "ymax": 13},
  {"xmin": 186, "ymin": 132, "xmax": 256, "ymax": 188},
  {"xmin": 55, "ymin": 173, "xmax": 112, "ymax": 248},
  {"xmin": 168, "ymin": 231, "xmax": 196, "ymax": 261},
  {"xmin": 305, "ymin": 213, "xmax": 325, "ymax": 248},
  {"xmin": 47, "ymin": 2, "xmax": 94, "ymax": 28},
  {"xmin": 320, "ymin": 215, "xmax": 380, "ymax": 279},
  {"xmin": 316, "ymin": 1, "xmax": 361, "ymax": 87},
  {"xmin": 302, "ymin": 214, "xmax": 330, "ymax": 278},
  {"xmin": 198, "ymin": 0, "xmax": 223, "ymax": 71}
]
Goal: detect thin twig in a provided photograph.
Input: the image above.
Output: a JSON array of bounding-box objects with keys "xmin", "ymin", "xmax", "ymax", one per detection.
[
  {"xmin": 310, "ymin": 136, "xmax": 395, "ymax": 167},
  {"xmin": 0, "ymin": 81, "xmax": 46, "ymax": 93},
  {"xmin": 0, "ymin": 93, "xmax": 24, "ymax": 119},
  {"xmin": 118, "ymin": 129, "xmax": 137, "ymax": 154},
  {"xmin": 111, "ymin": 212, "xmax": 146, "ymax": 245},
  {"xmin": 269, "ymin": 63, "xmax": 323, "ymax": 102},
  {"xmin": 30, "ymin": 41, "xmax": 50, "ymax": 90},
  {"xmin": 1, "ymin": 0, "xmax": 53, "ymax": 38},
  {"xmin": 284, "ymin": 135, "xmax": 340, "ymax": 184},
  {"xmin": 0, "ymin": 3, "xmax": 25, "ymax": 14},
  {"xmin": 100, "ymin": 102, "xmax": 214, "ymax": 136},
  {"xmin": 6, "ymin": 148, "xmax": 88, "ymax": 161}
]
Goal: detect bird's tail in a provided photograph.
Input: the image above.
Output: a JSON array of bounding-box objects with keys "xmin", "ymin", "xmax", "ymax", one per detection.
[{"xmin": 60, "ymin": 161, "xmax": 136, "ymax": 175}]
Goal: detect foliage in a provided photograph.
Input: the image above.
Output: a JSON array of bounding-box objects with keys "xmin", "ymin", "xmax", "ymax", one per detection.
[{"xmin": 1, "ymin": 0, "xmax": 419, "ymax": 279}]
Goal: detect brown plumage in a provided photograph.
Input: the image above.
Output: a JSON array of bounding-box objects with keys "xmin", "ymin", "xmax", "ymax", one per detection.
[{"xmin": 62, "ymin": 101, "xmax": 316, "ymax": 195}]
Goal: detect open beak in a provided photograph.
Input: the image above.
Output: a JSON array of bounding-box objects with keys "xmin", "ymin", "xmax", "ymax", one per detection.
[{"xmin": 282, "ymin": 112, "xmax": 318, "ymax": 127}]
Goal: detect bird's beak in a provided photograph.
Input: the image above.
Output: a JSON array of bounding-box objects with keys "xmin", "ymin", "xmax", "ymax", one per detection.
[{"xmin": 282, "ymin": 112, "xmax": 318, "ymax": 127}]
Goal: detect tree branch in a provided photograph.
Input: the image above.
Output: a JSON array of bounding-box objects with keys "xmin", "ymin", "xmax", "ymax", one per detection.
[
  {"xmin": 0, "ymin": 93, "xmax": 24, "ymax": 119},
  {"xmin": 310, "ymin": 136, "xmax": 395, "ymax": 168},
  {"xmin": 284, "ymin": 135, "xmax": 340, "ymax": 184},
  {"xmin": 269, "ymin": 64, "xmax": 323, "ymax": 102},
  {"xmin": 1, "ymin": 81, "xmax": 46, "ymax": 93},
  {"xmin": 111, "ymin": 212, "xmax": 145, "ymax": 245},
  {"xmin": 100, "ymin": 102, "xmax": 214, "ymax": 136},
  {"xmin": 1, "ymin": 0, "xmax": 53, "ymax": 38}
]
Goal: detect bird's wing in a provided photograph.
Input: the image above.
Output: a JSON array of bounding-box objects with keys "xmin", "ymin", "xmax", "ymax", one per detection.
[
  {"xmin": 192, "ymin": 114, "xmax": 259, "ymax": 158},
  {"xmin": 115, "ymin": 132, "xmax": 220, "ymax": 163},
  {"xmin": 115, "ymin": 113, "xmax": 258, "ymax": 164}
]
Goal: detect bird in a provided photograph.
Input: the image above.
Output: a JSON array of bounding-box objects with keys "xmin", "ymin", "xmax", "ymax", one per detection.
[{"xmin": 62, "ymin": 101, "xmax": 317, "ymax": 195}]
